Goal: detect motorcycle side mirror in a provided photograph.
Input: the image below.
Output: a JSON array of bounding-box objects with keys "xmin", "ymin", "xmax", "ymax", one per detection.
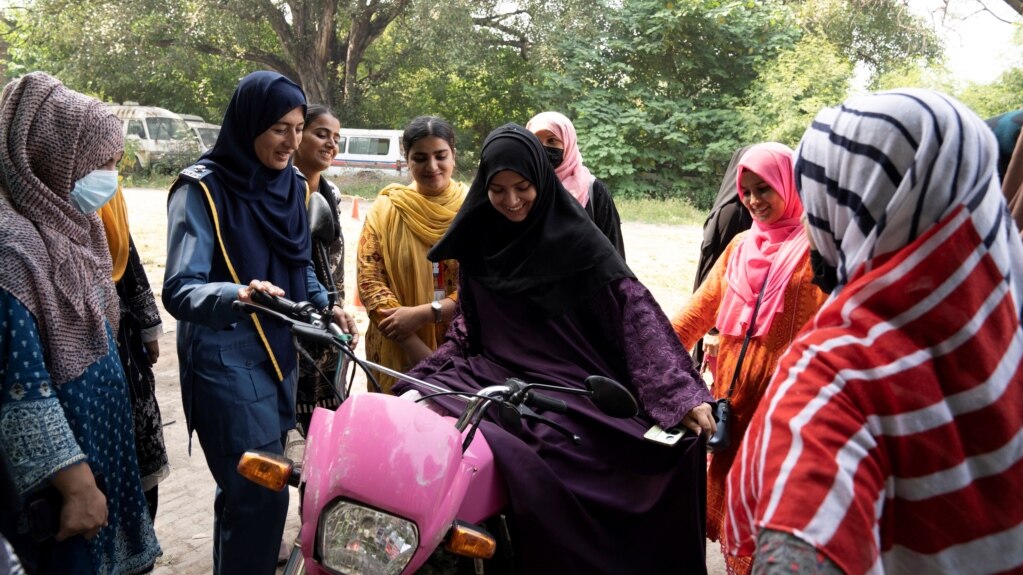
[
  {"xmin": 307, "ymin": 192, "xmax": 337, "ymax": 244},
  {"xmin": 584, "ymin": 376, "xmax": 639, "ymax": 419}
]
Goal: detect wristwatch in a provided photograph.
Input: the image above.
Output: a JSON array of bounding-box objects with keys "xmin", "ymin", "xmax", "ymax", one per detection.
[{"xmin": 431, "ymin": 300, "xmax": 443, "ymax": 324}]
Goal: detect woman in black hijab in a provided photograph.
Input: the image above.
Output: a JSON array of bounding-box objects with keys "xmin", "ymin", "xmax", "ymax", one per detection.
[
  {"xmin": 399, "ymin": 124, "xmax": 715, "ymax": 573},
  {"xmin": 163, "ymin": 71, "xmax": 356, "ymax": 575}
]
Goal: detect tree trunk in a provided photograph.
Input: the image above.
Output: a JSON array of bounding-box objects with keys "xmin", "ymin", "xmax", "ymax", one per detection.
[
  {"xmin": 1004, "ymin": 0, "xmax": 1023, "ymax": 15},
  {"xmin": 275, "ymin": 0, "xmax": 341, "ymax": 108},
  {"xmin": 340, "ymin": 0, "xmax": 412, "ymax": 105}
]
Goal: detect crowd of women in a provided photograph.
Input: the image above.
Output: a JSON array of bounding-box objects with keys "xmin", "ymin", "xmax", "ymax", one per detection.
[{"xmin": 0, "ymin": 67, "xmax": 1019, "ymax": 575}]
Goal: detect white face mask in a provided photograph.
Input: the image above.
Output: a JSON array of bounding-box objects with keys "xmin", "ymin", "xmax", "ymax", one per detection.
[{"xmin": 70, "ymin": 169, "xmax": 119, "ymax": 213}]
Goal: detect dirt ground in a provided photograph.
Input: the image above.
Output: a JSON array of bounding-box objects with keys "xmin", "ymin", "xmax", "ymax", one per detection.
[{"xmin": 123, "ymin": 186, "xmax": 725, "ymax": 574}]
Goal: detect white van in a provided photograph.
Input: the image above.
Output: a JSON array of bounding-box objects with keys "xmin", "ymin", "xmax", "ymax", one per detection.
[
  {"xmin": 179, "ymin": 114, "xmax": 221, "ymax": 152},
  {"xmin": 107, "ymin": 103, "xmax": 201, "ymax": 170},
  {"xmin": 324, "ymin": 129, "xmax": 406, "ymax": 176}
]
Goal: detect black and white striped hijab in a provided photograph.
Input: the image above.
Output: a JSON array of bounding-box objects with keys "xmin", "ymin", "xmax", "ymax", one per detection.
[{"xmin": 795, "ymin": 88, "xmax": 1023, "ymax": 311}]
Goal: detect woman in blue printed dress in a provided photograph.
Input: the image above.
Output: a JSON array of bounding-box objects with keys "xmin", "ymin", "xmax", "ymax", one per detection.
[{"xmin": 0, "ymin": 72, "xmax": 160, "ymax": 574}]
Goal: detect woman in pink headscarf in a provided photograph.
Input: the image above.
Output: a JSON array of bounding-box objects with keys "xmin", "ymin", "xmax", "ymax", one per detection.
[
  {"xmin": 671, "ymin": 142, "xmax": 828, "ymax": 575},
  {"xmin": 526, "ymin": 111, "xmax": 625, "ymax": 258}
]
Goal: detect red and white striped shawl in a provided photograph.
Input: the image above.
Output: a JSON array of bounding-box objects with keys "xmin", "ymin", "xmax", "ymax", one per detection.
[
  {"xmin": 725, "ymin": 204, "xmax": 1023, "ymax": 573},
  {"xmin": 726, "ymin": 88, "xmax": 1023, "ymax": 575}
]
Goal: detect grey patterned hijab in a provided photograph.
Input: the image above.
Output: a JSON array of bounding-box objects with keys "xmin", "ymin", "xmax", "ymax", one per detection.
[{"xmin": 0, "ymin": 72, "xmax": 123, "ymax": 384}]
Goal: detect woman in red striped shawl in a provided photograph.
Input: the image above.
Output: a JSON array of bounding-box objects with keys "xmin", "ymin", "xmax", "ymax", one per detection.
[{"xmin": 724, "ymin": 89, "xmax": 1023, "ymax": 574}]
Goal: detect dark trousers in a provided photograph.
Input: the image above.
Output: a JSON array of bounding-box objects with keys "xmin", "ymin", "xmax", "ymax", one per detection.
[{"xmin": 198, "ymin": 434, "xmax": 289, "ymax": 575}]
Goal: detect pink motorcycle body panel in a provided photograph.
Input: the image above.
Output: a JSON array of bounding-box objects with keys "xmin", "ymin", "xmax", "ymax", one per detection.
[{"xmin": 298, "ymin": 394, "xmax": 507, "ymax": 574}]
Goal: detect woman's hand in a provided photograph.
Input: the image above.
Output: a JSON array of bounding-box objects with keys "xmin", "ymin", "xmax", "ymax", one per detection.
[
  {"xmin": 680, "ymin": 402, "xmax": 717, "ymax": 437},
  {"xmin": 144, "ymin": 340, "xmax": 160, "ymax": 365},
  {"xmin": 377, "ymin": 305, "xmax": 430, "ymax": 341},
  {"xmin": 237, "ymin": 279, "xmax": 285, "ymax": 303},
  {"xmin": 51, "ymin": 462, "xmax": 107, "ymax": 541},
  {"xmin": 332, "ymin": 305, "xmax": 360, "ymax": 348},
  {"xmin": 398, "ymin": 335, "xmax": 434, "ymax": 366},
  {"xmin": 703, "ymin": 333, "xmax": 720, "ymax": 358}
]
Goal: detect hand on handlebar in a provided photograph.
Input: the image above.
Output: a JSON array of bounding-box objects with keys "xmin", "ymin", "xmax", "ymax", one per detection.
[
  {"xmin": 238, "ymin": 279, "xmax": 285, "ymax": 303},
  {"xmin": 331, "ymin": 305, "xmax": 359, "ymax": 348}
]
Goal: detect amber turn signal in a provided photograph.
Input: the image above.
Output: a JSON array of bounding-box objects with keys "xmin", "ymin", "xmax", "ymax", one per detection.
[
  {"xmin": 236, "ymin": 450, "xmax": 293, "ymax": 492},
  {"xmin": 444, "ymin": 521, "xmax": 497, "ymax": 559}
]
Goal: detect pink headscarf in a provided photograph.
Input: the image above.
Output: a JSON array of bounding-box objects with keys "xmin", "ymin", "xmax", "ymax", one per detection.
[
  {"xmin": 526, "ymin": 111, "xmax": 594, "ymax": 206},
  {"xmin": 715, "ymin": 143, "xmax": 808, "ymax": 338}
]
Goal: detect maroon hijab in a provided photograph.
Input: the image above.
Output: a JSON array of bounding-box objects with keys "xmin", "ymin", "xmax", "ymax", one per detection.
[{"xmin": 0, "ymin": 72, "xmax": 123, "ymax": 384}]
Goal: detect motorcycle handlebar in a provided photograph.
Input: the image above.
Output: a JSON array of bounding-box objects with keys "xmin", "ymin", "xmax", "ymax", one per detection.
[
  {"xmin": 526, "ymin": 392, "xmax": 567, "ymax": 414},
  {"xmin": 249, "ymin": 290, "xmax": 316, "ymax": 320},
  {"xmin": 232, "ymin": 293, "xmax": 352, "ymax": 345}
]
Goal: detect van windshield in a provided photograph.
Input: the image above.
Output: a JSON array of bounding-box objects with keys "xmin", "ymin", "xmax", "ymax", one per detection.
[
  {"xmin": 195, "ymin": 127, "xmax": 220, "ymax": 148},
  {"xmin": 147, "ymin": 117, "xmax": 192, "ymax": 141}
]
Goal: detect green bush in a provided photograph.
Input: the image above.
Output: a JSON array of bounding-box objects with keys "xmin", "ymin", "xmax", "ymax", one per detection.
[{"xmin": 616, "ymin": 197, "xmax": 706, "ymax": 226}]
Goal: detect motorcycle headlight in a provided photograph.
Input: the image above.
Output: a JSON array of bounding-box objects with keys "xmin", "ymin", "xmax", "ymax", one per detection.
[{"xmin": 317, "ymin": 500, "xmax": 418, "ymax": 575}]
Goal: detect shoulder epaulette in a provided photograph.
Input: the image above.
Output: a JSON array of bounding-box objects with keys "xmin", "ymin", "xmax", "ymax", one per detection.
[{"xmin": 178, "ymin": 163, "xmax": 214, "ymax": 182}]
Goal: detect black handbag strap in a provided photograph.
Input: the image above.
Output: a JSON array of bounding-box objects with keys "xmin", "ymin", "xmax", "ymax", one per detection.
[{"xmin": 724, "ymin": 273, "xmax": 770, "ymax": 400}]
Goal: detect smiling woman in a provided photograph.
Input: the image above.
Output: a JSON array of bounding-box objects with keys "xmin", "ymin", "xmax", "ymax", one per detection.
[
  {"xmin": 292, "ymin": 104, "xmax": 349, "ymax": 433},
  {"xmin": 671, "ymin": 142, "xmax": 829, "ymax": 575},
  {"xmin": 486, "ymin": 169, "xmax": 537, "ymax": 222},
  {"xmin": 253, "ymin": 107, "xmax": 304, "ymax": 170},
  {"xmin": 356, "ymin": 115, "xmax": 468, "ymax": 393},
  {"xmin": 392, "ymin": 123, "xmax": 715, "ymax": 572},
  {"xmin": 161, "ymin": 70, "xmax": 355, "ymax": 575}
]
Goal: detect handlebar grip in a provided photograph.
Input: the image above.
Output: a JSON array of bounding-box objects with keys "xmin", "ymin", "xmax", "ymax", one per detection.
[
  {"xmin": 249, "ymin": 289, "xmax": 291, "ymax": 311},
  {"xmin": 527, "ymin": 392, "xmax": 568, "ymax": 414},
  {"xmin": 249, "ymin": 290, "xmax": 315, "ymax": 320}
]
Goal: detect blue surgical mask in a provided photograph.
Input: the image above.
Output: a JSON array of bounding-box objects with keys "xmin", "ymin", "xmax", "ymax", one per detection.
[{"xmin": 70, "ymin": 169, "xmax": 119, "ymax": 213}]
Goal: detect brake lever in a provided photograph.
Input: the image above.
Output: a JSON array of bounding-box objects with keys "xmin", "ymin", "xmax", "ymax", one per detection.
[{"xmin": 518, "ymin": 405, "xmax": 581, "ymax": 445}]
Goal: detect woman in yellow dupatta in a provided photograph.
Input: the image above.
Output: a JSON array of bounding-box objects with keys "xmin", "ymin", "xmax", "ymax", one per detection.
[{"xmin": 357, "ymin": 116, "xmax": 467, "ymax": 392}]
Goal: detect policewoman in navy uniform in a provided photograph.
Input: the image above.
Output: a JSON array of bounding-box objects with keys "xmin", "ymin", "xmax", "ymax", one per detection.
[{"xmin": 162, "ymin": 71, "xmax": 357, "ymax": 575}]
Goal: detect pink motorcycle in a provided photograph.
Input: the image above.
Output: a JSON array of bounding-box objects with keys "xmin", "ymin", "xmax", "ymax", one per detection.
[{"xmin": 234, "ymin": 292, "xmax": 639, "ymax": 575}]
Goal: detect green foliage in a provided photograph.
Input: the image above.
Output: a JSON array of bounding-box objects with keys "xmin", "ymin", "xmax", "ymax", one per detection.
[
  {"xmin": 743, "ymin": 34, "xmax": 854, "ymax": 146},
  {"xmin": 795, "ymin": 0, "xmax": 942, "ymax": 81},
  {"xmin": 2, "ymin": 0, "xmax": 250, "ymax": 121},
  {"xmin": 0, "ymin": 0, "xmax": 964, "ymax": 212},
  {"xmin": 534, "ymin": 0, "xmax": 800, "ymax": 208},
  {"xmin": 956, "ymin": 68, "xmax": 1023, "ymax": 119},
  {"xmin": 872, "ymin": 61, "xmax": 957, "ymax": 93}
]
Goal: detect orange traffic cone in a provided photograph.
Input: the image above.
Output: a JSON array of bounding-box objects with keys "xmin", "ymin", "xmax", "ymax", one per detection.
[{"xmin": 351, "ymin": 197, "xmax": 360, "ymax": 220}]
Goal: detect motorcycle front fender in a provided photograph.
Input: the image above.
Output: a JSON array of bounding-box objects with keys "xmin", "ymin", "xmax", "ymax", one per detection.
[{"xmin": 300, "ymin": 393, "xmax": 488, "ymax": 574}]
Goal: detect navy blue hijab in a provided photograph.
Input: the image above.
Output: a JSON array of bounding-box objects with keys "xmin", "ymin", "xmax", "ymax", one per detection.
[
  {"xmin": 196, "ymin": 71, "xmax": 310, "ymax": 377},
  {"xmin": 200, "ymin": 71, "xmax": 309, "ymax": 264}
]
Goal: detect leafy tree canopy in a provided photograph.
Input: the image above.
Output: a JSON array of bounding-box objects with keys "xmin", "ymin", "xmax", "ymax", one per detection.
[{"xmin": 0, "ymin": 0, "xmax": 970, "ymax": 205}]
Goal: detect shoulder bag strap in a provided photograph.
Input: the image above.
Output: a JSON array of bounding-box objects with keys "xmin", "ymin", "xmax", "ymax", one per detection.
[{"xmin": 724, "ymin": 273, "xmax": 770, "ymax": 399}]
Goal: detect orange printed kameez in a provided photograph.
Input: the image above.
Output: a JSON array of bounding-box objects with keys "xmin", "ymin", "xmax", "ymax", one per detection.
[
  {"xmin": 357, "ymin": 180, "xmax": 466, "ymax": 392},
  {"xmin": 672, "ymin": 232, "xmax": 826, "ymax": 573}
]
